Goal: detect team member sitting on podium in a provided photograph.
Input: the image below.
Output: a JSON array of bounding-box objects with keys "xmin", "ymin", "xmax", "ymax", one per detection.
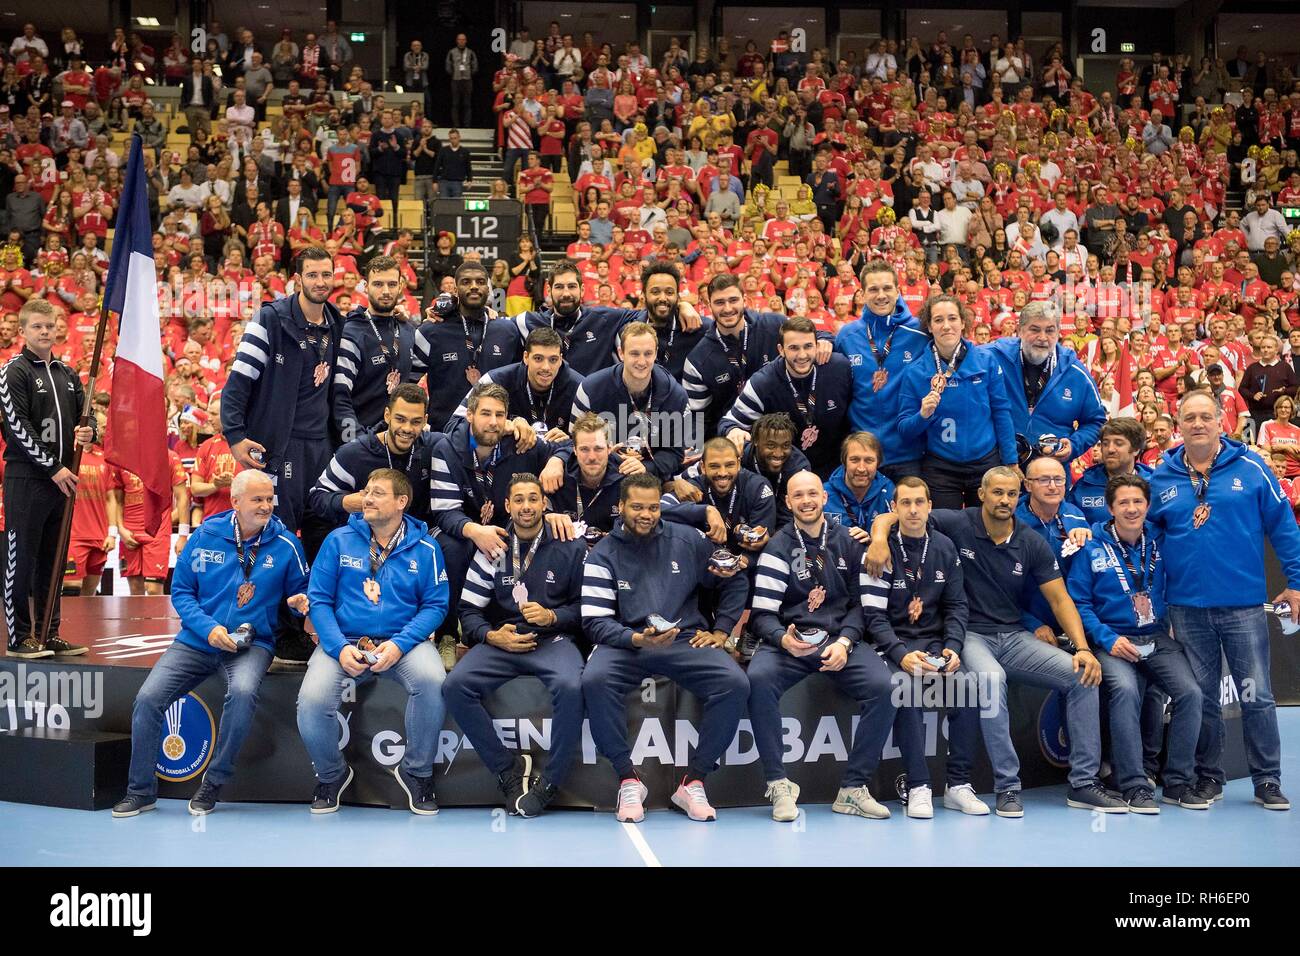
[
  {"xmin": 296, "ymin": 468, "xmax": 450, "ymax": 815},
  {"xmin": 445, "ymin": 473, "xmax": 588, "ymax": 817},
  {"xmin": 113, "ymin": 471, "xmax": 310, "ymax": 818},
  {"xmin": 747, "ymin": 471, "xmax": 897, "ymax": 822}
]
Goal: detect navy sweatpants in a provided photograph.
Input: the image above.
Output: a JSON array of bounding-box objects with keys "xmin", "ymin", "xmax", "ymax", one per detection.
[
  {"xmin": 432, "ymin": 530, "xmax": 469, "ymax": 641},
  {"xmin": 274, "ymin": 436, "xmax": 335, "ymax": 537},
  {"xmin": 442, "ymin": 636, "xmax": 586, "ymax": 786},
  {"xmin": 748, "ymin": 642, "xmax": 895, "ymax": 787},
  {"xmin": 582, "ymin": 639, "xmax": 749, "ymax": 781},
  {"xmin": 888, "ymin": 659, "xmax": 984, "ymax": 789}
]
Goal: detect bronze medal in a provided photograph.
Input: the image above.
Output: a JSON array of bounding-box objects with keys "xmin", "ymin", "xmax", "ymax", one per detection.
[
  {"xmin": 385, "ymin": 370, "xmax": 400, "ymax": 393},
  {"xmin": 807, "ymin": 585, "xmax": 827, "ymax": 612},
  {"xmin": 1192, "ymin": 502, "xmax": 1211, "ymax": 528},
  {"xmin": 236, "ymin": 581, "xmax": 256, "ymax": 607},
  {"xmin": 480, "ymin": 500, "xmax": 495, "ymax": 523},
  {"xmin": 800, "ymin": 425, "xmax": 819, "ymax": 450},
  {"xmin": 313, "ymin": 361, "xmax": 329, "ymax": 387},
  {"xmin": 930, "ymin": 373, "xmax": 947, "ymax": 394},
  {"xmin": 871, "ymin": 368, "xmax": 889, "ymax": 392},
  {"xmin": 907, "ymin": 595, "xmax": 923, "ymax": 623},
  {"xmin": 466, "ymin": 365, "xmax": 481, "ymax": 385},
  {"xmin": 363, "ymin": 577, "xmax": 381, "ymax": 604}
]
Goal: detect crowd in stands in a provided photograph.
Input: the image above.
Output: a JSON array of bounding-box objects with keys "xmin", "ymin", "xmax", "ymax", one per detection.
[{"xmin": 2, "ymin": 16, "xmax": 1300, "ymax": 590}]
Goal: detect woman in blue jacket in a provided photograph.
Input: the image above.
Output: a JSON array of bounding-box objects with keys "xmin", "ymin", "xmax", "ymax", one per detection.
[{"xmin": 897, "ymin": 295, "xmax": 1019, "ymax": 509}]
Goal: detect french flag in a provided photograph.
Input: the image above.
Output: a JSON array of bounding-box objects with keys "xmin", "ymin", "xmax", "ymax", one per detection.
[{"xmin": 103, "ymin": 135, "xmax": 170, "ymax": 529}]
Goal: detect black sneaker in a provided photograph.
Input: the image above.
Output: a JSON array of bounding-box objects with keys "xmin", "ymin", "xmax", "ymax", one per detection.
[
  {"xmin": 515, "ymin": 776, "xmax": 559, "ymax": 818},
  {"xmin": 1124, "ymin": 786, "xmax": 1160, "ymax": 814},
  {"xmin": 271, "ymin": 626, "xmax": 314, "ymax": 671},
  {"xmin": 1254, "ymin": 783, "xmax": 1291, "ymax": 810},
  {"xmin": 1067, "ymin": 781, "xmax": 1129, "ymax": 813},
  {"xmin": 44, "ymin": 635, "xmax": 87, "ymax": 656},
  {"xmin": 111, "ymin": 794, "xmax": 156, "ymax": 818},
  {"xmin": 310, "ymin": 765, "xmax": 354, "ymax": 813},
  {"xmin": 1162, "ymin": 783, "xmax": 1211, "ymax": 810},
  {"xmin": 738, "ymin": 631, "xmax": 761, "ymax": 663},
  {"xmin": 1192, "ymin": 778, "xmax": 1224, "ymax": 804},
  {"xmin": 393, "ymin": 764, "xmax": 439, "ymax": 815},
  {"xmin": 188, "ymin": 779, "xmax": 222, "ymax": 816},
  {"xmin": 995, "ymin": 790, "xmax": 1024, "ymax": 818},
  {"xmin": 496, "ymin": 754, "xmax": 532, "ymax": 813},
  {"xmin": 7, "ymin": 637, "xmax": 52, "ymax": 659}
]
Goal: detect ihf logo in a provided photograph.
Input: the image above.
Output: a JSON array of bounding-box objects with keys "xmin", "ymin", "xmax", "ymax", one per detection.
[{"xmin": 155, "ymin": 692, "xmax": 215, "ymax": 783}]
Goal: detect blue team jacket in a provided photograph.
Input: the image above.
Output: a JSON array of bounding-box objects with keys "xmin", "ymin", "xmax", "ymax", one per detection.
[
  {"xmin": 308, "ymin": 512, "xmax": 450, "ymax": 657},
  {"xmin": 823, "ymin": 466, "xmax": 896, "ymax": 530},
  {"xmin": 1015, "ymin": 498, "xmax": 1091, "ymax": 633},
  {"xmin": 171, "ymin": 511, "xmax": 309, "ymax": 655},
  {"xmin": 985, "ymin": 339, "xmax": 1107, "ymax": 463},
  {"xmin": 896, "ymin": 339, "xmax": 1018, "ymax": 466},
  {"xmin": 833, "ymin": 298, "xmax": 929, "ymax": 465},
  {"xmin": 1148, "ymin": 437, "xmax": 1300, "ymax": 607},
  {"xmin": 1066, "ymin": 519, "xmax": 1168, "ymax": 652}
]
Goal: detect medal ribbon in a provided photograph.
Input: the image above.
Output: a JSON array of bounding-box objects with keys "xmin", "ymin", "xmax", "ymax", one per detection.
[
  {"xmin": 1103, "ymin": 521, "xmax": 1158, "ymax": 594},
  {"xmin": 511, "ymin": 527, "xmax": 543, "ymax": 582},
  {"xmin": 895, "ymin": 528, "xmax": 929, "ymax": 599},
  {"xmin": 462, "ymin": 314, "xmax": 486, "ymax": 368},
  {"xmin": 367, "ymin": 313, "xmax": 400, "ymax": 373},
  {"xmin": 707, "ymin": 483, "xmax": 740, "ymax": 532},
  {"xmin": 716, "ymin": 322, "xmax": 750, "ymax": 393},
  {"xmin": 232, "ymin": 513, "xmax": 261, "ymax": 586},
  {"xmin": 368, "ymin": 523, "xmax": 405, "ymax": 577},
  {"xmin": 793, "ymin": 521, "xmax": 829, "ymax": 584},
  {"xmin": 1187, "ymin": 445, "xmax": 1220, "ymax": 510},
  {"xmin": 783, "ymin": 363, "xmax": 817, "ymax": 428}
]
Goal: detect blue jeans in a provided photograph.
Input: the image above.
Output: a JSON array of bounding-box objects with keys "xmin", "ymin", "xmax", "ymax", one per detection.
[
  {"xmin": 959, "ymin": 629, "xmax": 1102, "ymax": 791},
  {"xmin": 296, "ymin": 641, "xmax": 447, "ymax": 784},
  {"xmin": 1167, "ymin": 605, "xmax": 1281, "ymax": 787},
  {"xmin": 326, "ymin": 184, "xmax": 350, "ymax": 230},
  {"xmin": 127, "ymin": 641, "xmax": 272, "ymax": 797},
  {"xmin": 1097, "ymin": 635, "xmax": 1202, "ymax": 791},
  {"xmin": 437, "ymin": 179, "xmax": 464, "ymax": 198}
]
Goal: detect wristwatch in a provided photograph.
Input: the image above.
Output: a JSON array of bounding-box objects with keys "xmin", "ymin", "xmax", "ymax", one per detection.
[{"xmin": 836, "ymin": 636, "xmax": 854, "ymax": 654}]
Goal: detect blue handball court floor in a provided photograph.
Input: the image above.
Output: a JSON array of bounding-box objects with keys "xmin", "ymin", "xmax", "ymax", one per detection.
[{"xmin": 4, "ymin": 709, "xmax": 1298, "ymax": 867}]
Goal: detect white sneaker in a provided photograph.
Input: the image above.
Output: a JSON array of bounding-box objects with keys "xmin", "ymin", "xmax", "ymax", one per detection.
[
  {"xmin": 942, "ymin": 783, "xmax": 991, "ymax": 816},
  {"xmin": 765, "ymin": 778, "xmax": 801, "ymax": 822},
  {"xmin": 906, "ymin": 784, "xmax": 934, "ymax": 819},
  {"xmin": 831, "ymin": 785, "xmax": 891, "ymax": 819}
]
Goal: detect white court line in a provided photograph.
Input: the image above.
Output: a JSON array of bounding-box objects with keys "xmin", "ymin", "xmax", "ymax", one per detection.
[{"xmin": 620, "ymin": 821, "xmax": 663, "ymax": 867}]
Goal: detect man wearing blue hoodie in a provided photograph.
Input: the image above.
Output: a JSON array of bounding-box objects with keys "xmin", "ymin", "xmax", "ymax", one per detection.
[
  {"xmin": 985, "ymin": 301, "xmax": 1107, "ymax": 469},
  {"xmin": 1067, "ymin": 474, "xmax": 1205, "ymax": 813},
  {"xmin": 581, "ymin": 473, "xmax": 750, "ymax": 823},
  {"xmin": 823, "ymin": 432, "xmax": 896, "ymax": 533},
  {"xmin": 1067, "ymin": 418, "xmax": 1153, "ymax": 525},
  {"xmin": 112, "ymin": 472, "xmax": 310, "ymax": 818},
  {"xmin": 332, "ymin": 256, "xmax": 420, "ymax": 441},
  {"xmin": 297, "ymin": 468, "xmax": 450, "ymax": 815},
  {"xmin": 833, "ymin": 259, "xmax": 929, "ymax": 482},
  {"xmin": 1148, "ymin": 391, "xmax": 1300, "ymax": 810}
]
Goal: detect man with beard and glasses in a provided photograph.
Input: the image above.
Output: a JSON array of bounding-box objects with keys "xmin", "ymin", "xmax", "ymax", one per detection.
[
  {"xmin": 547, "ymin": 412, "xmax": 645, "ymax": 542},
  {"xmin": 429, "ymin": 383, "xmax": 572, "ymax": 565},
  {"xmin": 581, "ymin": 473, "xmax": 751, "ymax": 823},
  {"xmin": 865, "ymin": 467, "xmax": 1125, "ymax": 817},
  {"xmin": 297, "ymin": 468, "xmax": 450, "ymax": 816},
  {"xmin": 720, "ymin": 316, "xmax": 851, "ymax": 477},
  {"xmin": 112, "ymin": 472, "xmax": 310, "ymax": 818},
  {"xmin": 683, "ymin": 274, "xmax": 818, "ymax": 439},
  {"xmin": 571, "ymin": 322, "xmax": 692, "ymax": 482},
  {"xmin": 332, "ymin": 256, "xmax": 420, "ymax": 440},
  {"xmin": 451, "ymin": 327, "xmax": 583, "ymax": 441},
  {"xmin": 439, "ymin": 259, "xmax": 707, "ymax": 377},
  {"xmin": 413, "ymin": 261, "xmax": 520, "ymax": 429},
  {"xmin": 309, "ymin": 385, "xmax": 470, "ymax": 662},
  {"xmin": 985, "ymin": 302, "xmax": 1107, "ymax": 470},
  {"xmin": 446, "ymin": 473, "xmax": 588, "ymax": 817},
  {"xmin": 748, "ymin": 470, "xmax": 895, "ymax": 822}
]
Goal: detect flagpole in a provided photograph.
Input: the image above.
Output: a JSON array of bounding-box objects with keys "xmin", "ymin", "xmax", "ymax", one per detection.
[{"xmin": 37, "ymin": 298, "xmax": 115, "ymax": 645}]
